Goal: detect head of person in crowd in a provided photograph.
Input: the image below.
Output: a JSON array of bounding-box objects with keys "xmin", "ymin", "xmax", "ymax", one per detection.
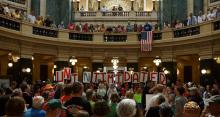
[
  {"xmin": 117, "ymin": 99, "xmax": 136, "ymax": 117},
  {"xmin": 110, "ymin": 92, "xmax": 120, "ymax": 103},
  {"xmin": 183, "ymin": 101, "xmax": 201, "ymax": 117},
  {"xmin": 5, "ymin": 97, "xmax": 25, "ymax": 117},
  {"xmin": 12, "ymin": 88, "xmax": 23, "ymax": 97},
  {"xmin": 75, "ymin": 110, "xmax": 90, "ymax": 117},
  {"xmin": 72, "ymin": 82, "xmax": 84, "ymax": 97},
  {"xmin": 175, "ymin": 86, "xmax": 185, "ymax": 96},
  {"xmin": 93, "ymin": 100, "xmax": 110, "ymax": 117},
  {"xmin": 159, "ymin": 103, "xmax": 173, "ymax": 117},
  {"xmin": 0, "ymin": 88, "xmax": 5, "ymax": 96},
  {"xmin": 149, "ymin": 84, "xmax": 165, "ymax": 94},
  {"xmin": 32, "ymin": 96, "xmax": 45, "ymax": 109},
  {"xmin": 126, "ymin": 90, "xmax": 134, "ymax": 99},
  {"xmin": 20, "ymin": 83, "xmax": 30, "ymax": 93},
  {"xmin": 46, "ymin": 99, "xmax": 66, "ymax": 117}
]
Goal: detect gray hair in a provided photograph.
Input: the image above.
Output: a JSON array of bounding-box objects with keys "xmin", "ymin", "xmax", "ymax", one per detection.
[{"xmin": 116, "ymin": 99, "xmax": 136, "ymax": 117}]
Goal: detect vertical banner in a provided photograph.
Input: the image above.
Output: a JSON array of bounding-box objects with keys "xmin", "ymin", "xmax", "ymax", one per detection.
[
  {"xmin": 71, "ymin": 73, "xmax": 78, "ymax": 83},
  {"xmin": 123, "ymin": 71, "xmax": 131, "ymax": 82},
  {"xmin": 107, "ymin": 73, "xmax": 114, "ymax": 84},
  {"xmin": 115, "ymin": 72, "xmax": 123, "ymax": 83},
  {"xmin": 132, "ymin": 72, "xmax": 139, "ymax": 83},
  {"xmin": 150, "ymin": 72, "xmax": 158, "ymax": 82},
  {"xmin": 56, "ymin": 71, "xmax": 64, "ymax": 82},
  {"xmin": 63, "ymin": 67, "xmax": 71, "ymax": 80},
  {"xmin": 159, "ymin": 72, "xmax": 166, "ymax": 85},
  {"xmin": 83, "ymin": 72, "xmax": 91, "ymax": 83},
  {"xmin": 140, "ymin": 71, "xmax": 148, "ymax": 82}
]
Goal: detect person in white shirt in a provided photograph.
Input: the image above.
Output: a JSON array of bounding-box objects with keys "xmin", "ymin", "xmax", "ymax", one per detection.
[
  {"xmin": 3, "ymin": 4, "xmax": 10, "ymax": 17},
  {"xmin": 197, "ymin": 11, "xmax": 207, "ymax": 24},
  {"xmin": 27, "ymin": 11, "xmax": 36, "ymax": 24},
  {"xmin": 207, "ymin": 9, "xmax": 215, "ymax": 21}
]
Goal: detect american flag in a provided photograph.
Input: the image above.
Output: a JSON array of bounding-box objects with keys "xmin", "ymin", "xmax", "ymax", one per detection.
[{"xmin": 140, "ymin": 31, "xmax": 153, "ymax": 52}]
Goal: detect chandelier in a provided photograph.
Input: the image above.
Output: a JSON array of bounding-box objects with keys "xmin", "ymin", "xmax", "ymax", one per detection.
[
  {"xmin": 153, "ymin": 56, "xmax": 162, "ymax": 66},
  {"xmin": 69, "ymin": 56, "xmax": 78, "ymax": 65}
]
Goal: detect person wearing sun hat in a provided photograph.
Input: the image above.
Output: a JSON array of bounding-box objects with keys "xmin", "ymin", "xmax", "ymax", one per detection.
[{"xmin": 46, "ymin": 99, "xmax": 66, "ymax": 117}]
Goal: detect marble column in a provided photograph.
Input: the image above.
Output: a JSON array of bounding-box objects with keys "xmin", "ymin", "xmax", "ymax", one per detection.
[
  {"xmin": 187, "ymin": 0, "xmax": 194, "ymax": 15},
  {"xmin": 27, "ymin": 0, "xmax": 31, "ymax": 14},
  {"xmin": 203, "ymin": 0, "xmax": 208, "ymax": 14},
  {"xmin": 40, "ymin": 0, "xmax": 46, "ymax": 18}
]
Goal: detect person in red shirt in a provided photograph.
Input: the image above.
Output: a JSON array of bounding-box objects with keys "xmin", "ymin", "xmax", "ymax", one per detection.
[
  {"xmin": 60, "ymin": 84, "xmax": 72, "ymax": 104},
  {"xmin": 83, "ymin": 23, "xmax": 89, "ymax": 32},
  {"xmin": 68, "ymin": 23, "xmax": 75, "ymax": 30}
]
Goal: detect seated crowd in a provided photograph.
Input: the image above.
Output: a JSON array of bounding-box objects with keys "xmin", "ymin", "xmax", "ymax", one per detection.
[{"xmin": 0, "ymin": 79, "xmax": 219, "ymax": 117}]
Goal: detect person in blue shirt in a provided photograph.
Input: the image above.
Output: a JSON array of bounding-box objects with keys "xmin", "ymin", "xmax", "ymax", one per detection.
[
  {"xmin": 24, "ymin": 96, "xmax": 46, "ymax": 117},
  {"xmin": 143, "ymin": 22, "xmax": 152, "ymax": 31}
]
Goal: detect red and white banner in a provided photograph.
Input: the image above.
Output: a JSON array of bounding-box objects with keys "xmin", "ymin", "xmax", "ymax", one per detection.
[
  {"xmin": 71, "ymin": 73, "xmax": 78, "ymax": 83},
  {"xmin": 55, "ymin": 71, "xmax": 64, "ymax": 82},
  {"xmin": 63, "ymin": 67, "xmax": 71, "ymax": 80}
]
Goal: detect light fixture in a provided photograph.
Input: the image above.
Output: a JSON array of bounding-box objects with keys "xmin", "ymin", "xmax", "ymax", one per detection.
[
  {"xmin": 96, "ymin": 70, "xmax": 100, "ymax": 73},
  {"xmin": 111, "ymin": 57, "xmax": 119, "ymax": 66},
  {"xmin": 214, "ymin": 57, "xmax": 220, "ymax": 64},
  {"xmin": 143, "ymin": 66, "xmax": 147, "ymax": 69},
  {"xmin": 8, "ymin": 62, "xmax": 13, "ymax": 67},
  {"xmin": 201, "ymin": 69, "xmax": 207, "ymax": 74},
  {"xmin": 83, "ymin": 66, "xmax": 88, "ymax": 69},
  {"xmin": 26, "ymin": 68, "xmax": 31, "ymax": 73},
  {"xmin": 153, "ymin": 56, "xmax": 162, "ymax": 66},
  {"xmin": 32, "ymin": 56, "xmax": 34, "ymax": 60},
  {"xmin": 12, "ymin": 56, "xmax": 20, "ymax": 62},
  {"xmin": 164, "ymin": 69, "xmax": 170, "ymax": 74},
  {"xmin": 69, "ymin": 56, "xmax": 77, "ymax": 66},
  {"xmin": 54, "ymin": 65, "xmax": 57, "ymax": 69}
]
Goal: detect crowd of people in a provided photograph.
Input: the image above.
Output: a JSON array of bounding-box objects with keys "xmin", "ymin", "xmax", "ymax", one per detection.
[
  {"xmin": 0, "ymin": 79, "xmax": 219, "ymax": 117},
  {"xmin": 164, "ymin": 7, "xmax": 220, "ymax": 29}
]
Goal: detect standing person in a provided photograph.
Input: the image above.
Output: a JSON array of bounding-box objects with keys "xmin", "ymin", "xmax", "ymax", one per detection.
[
  {"xmin": 61, "ymin": 84, "xmax": 72, "ymax": 104},
  {"xmin": 107, "ymin": 93, "xmax": 120, "ymax": 117},
  {"xmin": 134, "ymin": 87, "xmax": 142, "ymax": 109},
  {"xmin": 5, "ymin": 97, "xmax": 26, "ymax": 117},
  {"xmin": 20, "ymin": 83, "xmax": 33, "ymax": 108},
  {"xmin": 93, "ymin": 101, "xmax": 110, "ymax": 117},
  {"xmin": 24, "ymin": 96, "xmax": 46, "ymax": 117},
  {"xmin": 64, "ymin": 82, "xmax": 92, "ymax": 116},
  {"xmin": 174, "ymin": 87, "xmax": 188, "ymax": 117},
  {"xmin": 187, "ymin": 13, "xmax": 197, "ymax": 26},
  {"xmin": 107, "ymin": 84, "xmax": 118, "ymax": 101},
  {"xmin": 27, "ymin": 11, "xmax": 36, "ymax": 23},
  {"xmin": 117, "ymin": 99, "xmax": 137, "ymax": 117},
  {"xmin": 45, "ymin": 99, "xmax": 66, "ymax": 117}
]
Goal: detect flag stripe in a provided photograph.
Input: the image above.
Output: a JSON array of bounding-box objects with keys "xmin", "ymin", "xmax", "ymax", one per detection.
[{"xmin": 140, "ymin": 31, "xmax": 153, "ymax": 52}]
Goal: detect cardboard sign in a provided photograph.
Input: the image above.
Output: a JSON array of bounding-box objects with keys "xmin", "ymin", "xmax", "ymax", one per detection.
[
  {"xmin": 132, "ymin": 72, "xmax": 139, "ymax": 83},
  {"xmin": 150, "ymin": 72, "xmax": 158, "ymax": 82},
  {"xmin": 124, "ymin": 71, "xmax": 131, "ymax": 82},
  {"xmin": 140, "ymin": 71, "xmax": 148, "ymax": 83},
  {"xmin": 83, "ymin": 72, "xmax": 91, "ymax": 83},
  {"xmin": 71, "ymin": 73, "xmax": 78, "ymax": 83},
  {"xmin": 56, "ymin": 71, "xmax": 64, "ymax": 82},
  {"xmin": 63, "ymin": 67, "xmax": 71, "ymax": 80},
  {"xmin": 107, "ymin": 72, "xmax": 114, "ymax": 84}
]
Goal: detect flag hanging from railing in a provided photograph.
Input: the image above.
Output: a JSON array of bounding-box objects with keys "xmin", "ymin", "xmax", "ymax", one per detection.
[{"xmin": 140, "ymin": 31, "xmax": 153, "ymax": 52}]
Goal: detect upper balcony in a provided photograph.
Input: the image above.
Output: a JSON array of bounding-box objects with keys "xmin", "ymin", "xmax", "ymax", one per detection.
[{"xmin": 0, "ymin": 14, "xmax": 220, "ymax": 49}]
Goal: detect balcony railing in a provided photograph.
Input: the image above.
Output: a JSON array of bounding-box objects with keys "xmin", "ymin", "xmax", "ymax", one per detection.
[
  {"xmin": 173, "ymin": 26, "xmax": 200, "ymax": 38},
  {"xmin": 7, "ymin": 0, "xmax": 25, "ymax": 5},
  {"xmin": 0, "ymin": 15, "xmax": 220, "ymax": 45},
  {"xmin": 214, "ymin": 20, "xmax": 220, "ymax": 31},
  {"xmin": 0, "ymin": 16, "xmax": 20, "ymax": 31},
  {"xmin": 104, "ymin": 34, "xmax": 127, "ymax": 42},
  {"xmin": 69, "ymin": 32, "xmax": 93, "ymax": 41},
  {"xmin": 33, "ymin": 27, "xmax": 58, "ymax": 38},
  {"xmin": 135, "ymin": 11, "xmax": 150, "ymax": 16},
  {"xmin": 137, "ymin": 32, "xmax": 162, "ymax": 41},
  {"xmin": 102, "ymin": 11, "xmax": 130, "ymax": 17},
  {"xmin": 80, "ymin": 12, "xmax": 97, "ymax": 17}
]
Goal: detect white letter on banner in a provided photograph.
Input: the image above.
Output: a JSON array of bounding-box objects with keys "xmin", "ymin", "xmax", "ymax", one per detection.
[
  {"xmin": 83, "ymin": 72, "xmax": 91, "ymax": 83},
  {"xmin": 159, "ymin": 72, "xmax": 166, "ymax": 85},
  {"xmin": 56, "ymin": 71, "xmax": 64, "ymax": 82},
  {"xmin": 107, "ymin": 73, "xmax": 114, "ymax": 84},
  {"xmin": 150, "ymin": 72, "xmax": 158, "ymax": 82},
  {"xmin": 115, "ymin": 72, "xmax": 123, "ymax": 83},
  {"xmin": 123, "ymin": 71, "xmax": 131, "ymax": 82},
  {"xmin": 94, "ymin": 72, "xmax": 106, "ymax": 82},
  {"xmin": 92, "ymin": 72, "xmax": 99, "ymax": 83},
  {"xmin": 63, "ymin": 67, "xmax": 71, "ymax": 80},
  {"xmin": 132, "ymin": 72, "xmax": 139, "ymax": 83},
  {"xmin": 71, "ymin": 73, "xmax": 78, "ymax": 83},
  {"xmin": 140, "ymin": 72, "xmax": 148, "ymax": 82}
]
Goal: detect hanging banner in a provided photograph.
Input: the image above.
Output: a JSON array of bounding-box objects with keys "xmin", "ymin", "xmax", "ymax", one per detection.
[
  {"xmin": 71, "ymin": 73, "xmax": 78, "ymax": 83},
  {"xmin": 159, "ymin": 72, "xmax": 166, "ymax": 85},
  {"xmin": 55, "ymin": 71, "xmax": 64, "ymax": 82},
  {"xmin": 83, "ymin": 72, "xmax": 91, "ymax": 83},
  {"xmin": 115, "ymin": 72, "xmax": 123, "ymax": 83},
  {"xmin": 150, "ymin": 72, "xmax": 158, "ymax": 82},
  {"xmin": 92, "ymin": 72, "xmax": 106, "ymax": 83},
  {"xmin": 124, "ymin": 71, "xmax": 131, "ymax": 82},
  {"xmin": 140, "ymin": 71, "xmax": 148, "ymax": 83},
  {"xmin": 107, "ymin": 72, "xmax": 114, "ymax": 84},
  {"xmin": 132, "ymin": 72, "xmax": 139, "ymax": 83},
  {"xmin": 63, "ymin": 67, "xmax": 71, "ymax": 80}
]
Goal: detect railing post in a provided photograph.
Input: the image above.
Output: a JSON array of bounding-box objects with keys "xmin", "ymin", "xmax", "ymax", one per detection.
[
  {"xmin": 93, "ymin": 32, "xmax": 104, "ymax": 43},
  {"xmin": 130, "ymin": 11, "xmax": 135, "ymax": 18},
  {"xmin": 127, "ymin": 32, "xmax": 138, "ymax": 42},
  {"xmin": 58, "ymin": 30, "xmax": 69, "ymax": 40},
  {"xmin": 200, "ymin": 22, "xmax": 212, "ymax": 35},
  {"xmin": 21, "ymin": 23, "xmax": 32, "ymax": 35}
]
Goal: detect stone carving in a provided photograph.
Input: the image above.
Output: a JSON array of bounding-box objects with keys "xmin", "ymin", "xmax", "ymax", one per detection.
[{"xmin": 101, "ymin": 0, "xmax": 131, "ymax": 11}]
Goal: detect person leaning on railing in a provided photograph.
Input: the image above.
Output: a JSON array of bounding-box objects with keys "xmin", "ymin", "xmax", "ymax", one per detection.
[{"xmin": 12, "ymin": 9, "xmax": 21, "ymax": 20}]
